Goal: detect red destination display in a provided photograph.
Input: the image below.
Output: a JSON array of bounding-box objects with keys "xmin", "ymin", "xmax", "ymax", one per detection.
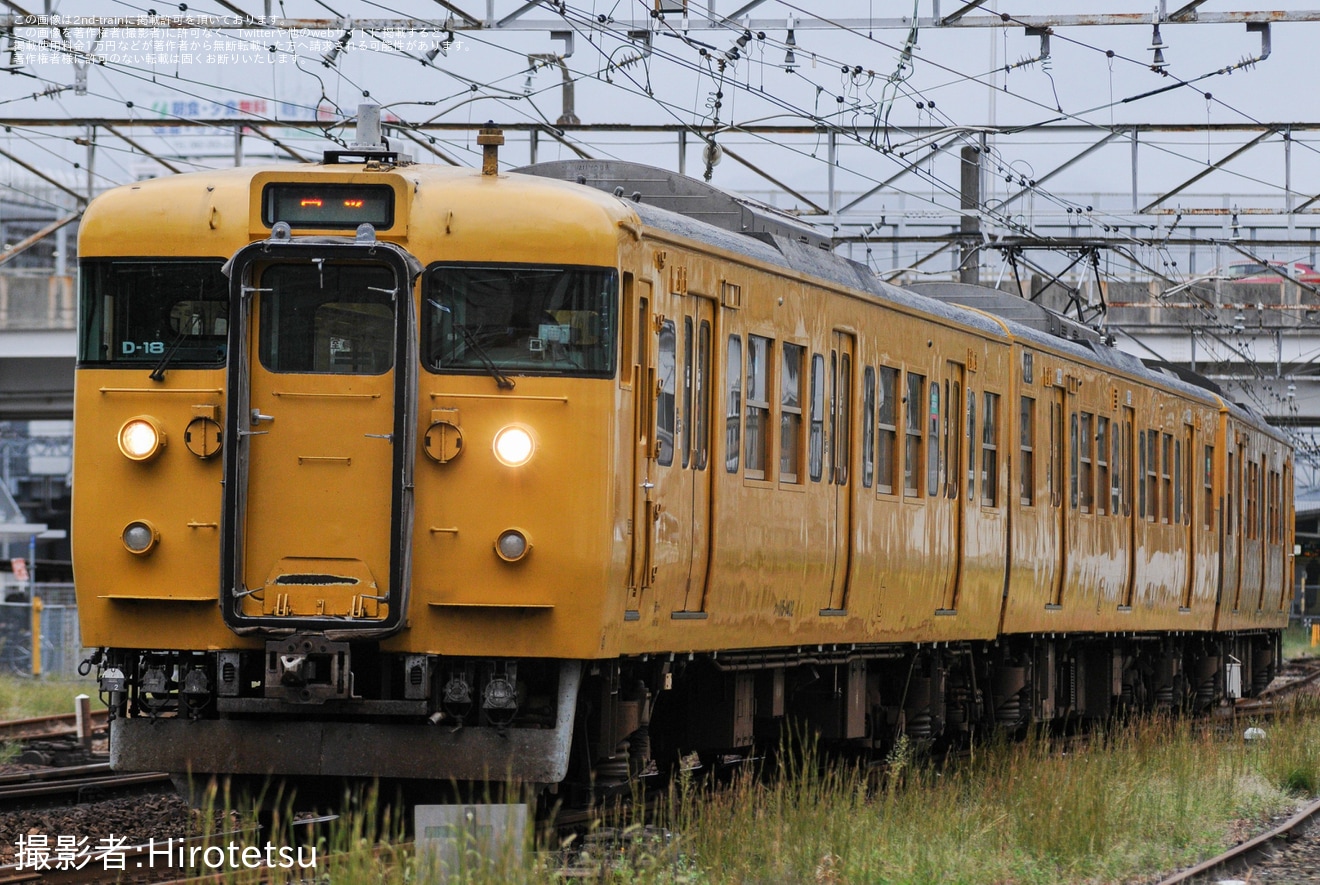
[{"xmin": 262, "ymin": 183, "xmax": 393, "ymax": 229}]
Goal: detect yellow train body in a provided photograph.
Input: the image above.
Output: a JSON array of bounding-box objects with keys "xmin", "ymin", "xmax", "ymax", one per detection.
[{"xmin": 72, "ymin": 142, "xmax": 1292, "ymax": 789}]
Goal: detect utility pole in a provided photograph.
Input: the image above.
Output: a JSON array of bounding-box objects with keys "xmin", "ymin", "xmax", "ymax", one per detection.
[{"xmin": 959, "ymin": 145, "xmax": 981, "ymax": 285}]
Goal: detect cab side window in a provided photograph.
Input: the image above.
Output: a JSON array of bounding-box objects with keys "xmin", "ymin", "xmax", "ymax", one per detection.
[{"xmin": 725, "ymin": 335, "xmax": 742, "ymax": 473}]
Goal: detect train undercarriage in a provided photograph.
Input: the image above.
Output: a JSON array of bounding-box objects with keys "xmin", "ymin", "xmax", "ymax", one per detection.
[{"xmin": 95, "ymin": 629, "xmax": 1280, "ymax": 805}]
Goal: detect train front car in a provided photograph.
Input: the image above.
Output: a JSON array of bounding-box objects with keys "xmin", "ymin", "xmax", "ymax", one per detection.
[{"xmin": 73, "ymin": 138, "xmax": 633, "ymax": 793}]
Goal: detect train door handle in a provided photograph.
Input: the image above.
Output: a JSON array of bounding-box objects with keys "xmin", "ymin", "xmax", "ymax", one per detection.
[{"xmin": 250, "ymin": 409, "xmax": 275, "ymax": 425}]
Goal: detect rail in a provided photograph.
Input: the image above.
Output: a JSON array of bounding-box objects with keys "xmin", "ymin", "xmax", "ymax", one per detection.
[{"xmin": 1155, "ymin": 795, "xmax": 1320, "ymax": 884}]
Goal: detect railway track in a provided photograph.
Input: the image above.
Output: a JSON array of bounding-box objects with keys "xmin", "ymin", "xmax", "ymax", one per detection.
[
  {"xmin": 0, "ymin": 767, "xmax": 172, "ymax": 813},
  {"xmin": 0, "ymin": 711, "xmax": 108, "ymax": 746},
  {"xmin": 1224, "ymin": 655, "xmax": 1320, "ymax": 718},
  {"xmin": 1154, "ymin": 795, "xmax": 1320, "ymax": 884}
]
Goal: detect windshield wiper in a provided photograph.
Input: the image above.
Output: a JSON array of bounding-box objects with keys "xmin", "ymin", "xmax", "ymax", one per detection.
[
  {"xmin": 148, "ymin": 315, "xmax": 202, "ymax": 382},
  {"xmin": 458, "ymin": 325, "xmax": 516, "ymax": 390},
  {"xmin": 429, "ymin": 298, "xmax": 516, "ymax": 390}
]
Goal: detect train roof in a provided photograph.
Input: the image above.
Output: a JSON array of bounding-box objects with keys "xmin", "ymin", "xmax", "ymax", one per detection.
[{"xmin": 521, "ymin": 160, "xmax": 1287, "ymax": 443}]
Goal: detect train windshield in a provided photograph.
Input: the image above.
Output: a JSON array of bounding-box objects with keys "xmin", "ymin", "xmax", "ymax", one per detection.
[
  {"xmin": 78, "ymin": 259, "xmax": 229, "ymax": 367},
  {"xmin": 423, "ymin": 264, "xmax": 616, "ymax": 378}
]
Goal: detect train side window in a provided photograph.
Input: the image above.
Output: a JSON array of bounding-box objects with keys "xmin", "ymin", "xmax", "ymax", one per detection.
[
  {"xmin": 745, "ymin": 335, "xmax": 771, "ymax": 479},
  {"xmin": 966, "ymin": 389, "xmax": 977, "ymax": 503},
  {"xmin": 905, "ymin": 372, "xmax": 924, "ymax": 497},
  {"xmin": 943, "ymin": 375, "xmax": 959, "ymax": 500},
  {"xmin": 1249, "ymin": 457, "xmax": 1255, "ymax": 540},
  {"xmin": 809, "ymin": 354, "xmax": 825, "ymax": 482},
  {"xmin": 682, "ymin": 317, "xmax": 693, "ymax": 468},
  {"xmin": 1272, "ymin": 468, "xmax": 1282, "ymax": 543},
  {"xmin": 927, "ymin": 380, "xmax": 940, "ymax": 497},
  {"xmin": 1261, "ymin": 464, "xmax": 1272, "ymax": 541},
  {"xmin": 1095, "ymin": 416, "xmax": 1109, "ymax": 516},
  {"xmin": 1174, "ymin": 437, "xmax": 1184, "ymax": 524},
  {"xmin": 1245, "ymin": 459, "xmax": 1255, "ymax": 540},
  {"xmin": 1019, "ymin": 396, "xmax": 1035, "ymax": 506},
  {"xmin": 1079, "ymin": 412, "xmax": 1093, "ymax": 512},
  {"xmin": 835, "ymin": 352, "xmax": 851, "ymax": 485},
  {"xmin": 828, "ymin": 352, "xmax": 838, "ymax": 484},
  {"xmin": 620, "ymin": 272, "xmax": 635, "ymax": 375},
  {"xmin": 657, "ymin": 320, "xmax": 676, "ymax": 467},
  {"xmin": 1162, "ymin": 433, "xmax": 1174, "ymax": 525},
  {"xmin": 1146, "ymin": 431, "xmax": 1160, "ymax": 522},
  {"xmin": 1203, "ymin": 445, "xmax": 1214, "ymax": 531},
  {"xmin": 877, "ymin": 367, "xmax": 898, "ymax": 495},
  {"xmin": 982, "ymin": 392, "xmax": 999, "ymax": 507},
  {"xmin": 1226, "ymin": 450, "xmax": 1236, "ymax": 534},
  {"xmin": 1258, "ymin": 458, "xmax": 1266, "ymax": 540},
  {"xmin": 1113, "ymin": 419, "xmax": 1126, "ymax": 516},
  {"xmin": 1049, "ymin": 398, "xmax": 1064, "ymax": 508},
  {"xmin": 725, "ymin": 335, "xmax": 742, "ymax": 474},
  {"xmin": 1069, "ymin": 413, "xmax": 1079, "ymax": 510},
  {"xmin": 862, "ymin": 366, "xmax": 876, "ymax": 489},
  {"xmin": 1261, "ymin": 467, "xmax": 1272, "ymax": 544},
  {"xmin": 1138, "ymin": 431, "xmax": 1148, "ymax": 520},
  {"xmin": 694, "ymin": 321, "xmax": 710, "ymax": 470},
  {"xmin": 780, "ymin": 343, "xmax": 804, "ymax": 483}
]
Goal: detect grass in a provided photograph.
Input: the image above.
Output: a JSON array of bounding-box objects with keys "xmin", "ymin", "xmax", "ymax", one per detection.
[
  {"xmin": 1282, "ymin": 622, "xmax": 1317, "ymax": 661},
  {"xmin": 167, "ymin": 702, "xmax": 1320, "ymax": 885},
  {"xmin": 0, "ymin": 673, "xmax": 98, "ymax": 765},
  {"xmin": 0, "ymin": 672, "xmax": 97, "ymax": 720}
]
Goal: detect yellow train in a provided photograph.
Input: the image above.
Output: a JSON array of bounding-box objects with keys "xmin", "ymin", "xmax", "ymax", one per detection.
[{"xmin": 72, "ymin": 110, "xmax": 1292, "ymax": 799}]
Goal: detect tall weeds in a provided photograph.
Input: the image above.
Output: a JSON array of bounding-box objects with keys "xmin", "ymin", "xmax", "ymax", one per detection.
[{"xmin": 167, "ymin": 706, "xmax": 1320, "ymax": 884}]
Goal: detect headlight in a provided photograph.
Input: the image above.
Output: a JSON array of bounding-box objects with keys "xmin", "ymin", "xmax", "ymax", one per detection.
[
  {"xmin": 118, "ymin": 416, "xmax": 165, "ymax": 461},
  {"xmin": 493, "ymin": 425, "xmax": 534, "ymax": 467},
  {"xmin": 495, "ymin": 529, "xmax": 530, "ymax": 562},
  {"xmin": 122, "ymin": 520, "xmax": 159, "ymax": 556}
]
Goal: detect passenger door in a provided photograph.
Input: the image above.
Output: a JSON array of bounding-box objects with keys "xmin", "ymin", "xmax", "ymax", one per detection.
[
  {"xmin": 936, "ymin": 360, "xmax": 965, "ymax": 612},
  {"xmin": 1120, "ymin": 407, "xmax": 1137, "ymax": 608},
  {"xmin": 681, "ymin": 300, "xmax": 715, "ymax": 613},
  {"xmin": 1048, "ymin": 388, "xmax": 1067, "ymax": 607},
  {"xmin": 824, "ymin": 331, "xmax": 854, "ymax": 612}
]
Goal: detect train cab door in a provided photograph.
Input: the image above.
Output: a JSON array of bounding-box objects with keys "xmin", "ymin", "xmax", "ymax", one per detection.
[
  {"xmin": 824, "ymin": 331, "xmax": 854, "ymax": 613},
  {"xmin": 626, "ymin": 280, "xmax": 713, "ymax": 620},
  {"xmin": 625, "ymin": 279, "xmax": 655, "ymax": 616},
  {"xmin": 222, "ymin": 245, "xmax": 416, "ymax": 633}
]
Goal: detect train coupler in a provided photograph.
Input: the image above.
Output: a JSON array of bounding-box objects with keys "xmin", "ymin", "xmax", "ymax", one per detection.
[{"xmin": 264, "ymin": 633, "xmax": 352, "ymax": 704}]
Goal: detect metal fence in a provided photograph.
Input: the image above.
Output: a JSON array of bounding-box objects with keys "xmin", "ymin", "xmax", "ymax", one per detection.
[{"xmin": 0, "ymin": 588, "xmax": 88, "ymax": 678}]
